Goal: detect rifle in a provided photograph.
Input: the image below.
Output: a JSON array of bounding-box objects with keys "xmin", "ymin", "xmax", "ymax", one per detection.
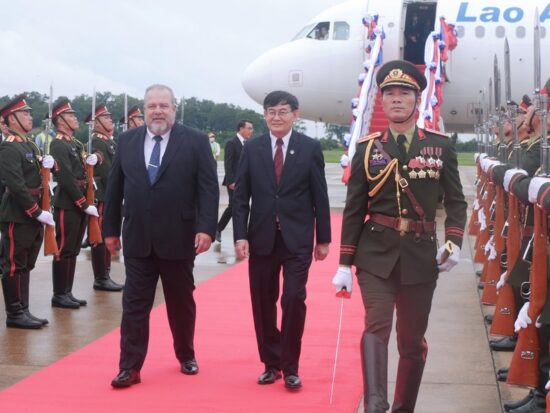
[
  {"xmin": 467, "ymin": 156, "xmax": 482, "ymax": 236},
  {"xmin": 86, "ymin": 90, "xmax": 102, "ymax": 245},
  {"xmin": 41, "ymin": 85, "xmax": 59, "ymax": 257},
  {"xmin": 122, "ymin": 93, "xmax": 128, "ymax": 133},
  {"xmin": 507, "ymin": 18, "xmax": 547, "ymax": 387}
]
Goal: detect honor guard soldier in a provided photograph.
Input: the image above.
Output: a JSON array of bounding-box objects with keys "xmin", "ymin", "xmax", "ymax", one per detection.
[
  {"xmin": 49, "ymin": 100, "xmax": 99, "ymax": 308},
  {"xmin": 0, "ymin": 94, "xmax": 55, "ymax": 328},
  {"xmin": 121, "ymin": 105, "xmax": 144, "ymax": 130},
  {"xmin": 332, "ymin": 60, "xmax": 467, "ymax": 412},
  {"xmin": 85, "ymin": 105, "xmax": 123, "ymax": 292}
]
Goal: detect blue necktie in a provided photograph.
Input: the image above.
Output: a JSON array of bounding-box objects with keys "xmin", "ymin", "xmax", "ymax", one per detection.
[{"xmin": 147, "ymin": 135, "xmax": 163, "ymax": 183}]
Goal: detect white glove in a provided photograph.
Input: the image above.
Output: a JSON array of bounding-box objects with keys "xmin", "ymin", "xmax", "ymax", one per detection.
[
  {"xmin": 332, "ymin": 266, "xmax": 353, "ymax": 293},
  {"xmin": 339, "ymin": 154, "xmax": 349, "ymax": 168},
  {"xmin": 41, "ymin": 155, "xmax": 54, "ymax": 169},
  {"xmin": 514, "ymin": 302, "xmax": 532, "ymax": 332},
  {"xmin": 86, "ymin": 154, "xmax": 98, "ymax": 166},
  {"xmin": 503, "ymin": 168, "xmax": 527, "ymax": 192},
  {"xmin": 84, "ymin": 205, "xmax": 99, "ymax": 217},
  {"xmin": 528, "ymin": 177, "xmax": 550, "ymax": 203},
  {"xmin": 437, "ymin": 241, "xmax": 461, "ymax": 272},
  {"xmin": 496, "ymin": 271, "xmax": 507, "ymax": 291},
  {"xmin": 478, "ymin": 153, "xmax": 488, "ymax": 162},
  {"xmin": 473, "ymin": 199, "xmax": 480, "ymax": 211},
  {"xmin": 478, "ymin": 209, "xmax": 487, "ymax": 231},
  {"xmin": 484, "ymin": 236, "xmax": 494, "ymax": 254},
  {"xmin": 36, "ymin": 210, "xmax": 55, "ymax": 226},
  {"xmin": 545, "ymin": 371, "xmax": 550, "ymax": 391},
  {"xmin": 488, "ymin": 243, "xmax": 497, "ymax": 261}
]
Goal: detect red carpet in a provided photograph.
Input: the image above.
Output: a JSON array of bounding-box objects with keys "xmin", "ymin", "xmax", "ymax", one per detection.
[{"xmin": 0, "ymin": 214, "xmax": 364, "ymax": 412}]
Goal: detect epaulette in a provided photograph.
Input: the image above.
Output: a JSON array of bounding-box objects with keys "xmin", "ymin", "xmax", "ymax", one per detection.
[
  {"xmin": 422, "ymin": 128, "xmax": 448, "ymax": 138},
  {"xmin": 356, "ymin": 131, "xmax": 382, "ymax": 144},
  {"xmin": 56, "ymin": 133, "xmax": 70, "ymax": 141},
  {"xmin": 5, "ymin": 135, "xmax": 22, "ymax": 143}
]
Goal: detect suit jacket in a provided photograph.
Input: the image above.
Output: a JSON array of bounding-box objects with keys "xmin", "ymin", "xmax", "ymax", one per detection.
[
  {"xmin": 103, "ymin": 123, "xmax": 219, "ymax": 260},
  {"xmin": 232, "ymin": 131, "xmax": 331, "ymax": 256},
  {"xmin": 222, "ymin": 135, "xmax": 243, "ymax": 186},
  {"xmin": 339, "ymin": 127, "xmax": 467, "ymax": 285}
]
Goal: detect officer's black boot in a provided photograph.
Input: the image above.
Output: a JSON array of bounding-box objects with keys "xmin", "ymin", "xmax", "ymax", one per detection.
[
  {"xmin": 52, "ymin": 258, "xmax": 80, "ymax": 308},
  {"xmin": 504, "ymin": 390, "xmax": 534, "ymax": 411},
  {"xmin": 509, "ymin": 389, "xmax": 546, "ymax": 413},
  {"xmin": 391, "ymin": 357, "xmax": 426, "ymax": 413},
  {"xmin": 361, "ymin": 332, "xmax": 390, "ymax": 413},
  {"xmin": 91, "ymin": 244, "xmax": 122, "ymax": 291},
  {"xmin": 66, "ymin": 256, "xmax": 86, "ymax": 306},
  {"xmin": 2, "ymin": 273, "xmax": 42, "ymax": 328},
  {"xmin": 20, "ymin": 270, "xmax": 48, "ymax": 325}
]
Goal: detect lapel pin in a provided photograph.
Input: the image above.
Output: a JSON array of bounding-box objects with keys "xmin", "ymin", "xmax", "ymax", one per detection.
[{"xmin": 289, "ymin": 149, "xmax": 295, "ymax": 155}]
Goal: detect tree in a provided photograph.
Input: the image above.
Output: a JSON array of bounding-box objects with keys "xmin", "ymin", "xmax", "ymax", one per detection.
[
  {"xmin": 293, "ymin": 119, "xmax": 307, "ymax": 134},
  {"xmin": 324, "ymin": 123, "xmax": 349, "ymax": 143}
]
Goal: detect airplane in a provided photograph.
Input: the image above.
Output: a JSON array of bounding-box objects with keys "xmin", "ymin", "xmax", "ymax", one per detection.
[{"xmin": 242, "ymin": 0, "xmax": 550, "ymax": 133}]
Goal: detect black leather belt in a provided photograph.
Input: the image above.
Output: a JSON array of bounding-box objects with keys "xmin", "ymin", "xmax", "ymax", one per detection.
[{"xmin": 369, "ymin": 213, "xmax": 435, "ymax": 235}]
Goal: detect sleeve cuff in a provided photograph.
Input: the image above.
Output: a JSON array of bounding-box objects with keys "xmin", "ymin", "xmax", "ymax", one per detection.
[{"xmin": 25, "ymin": 203, "xmax": 41, "ymax": 218}]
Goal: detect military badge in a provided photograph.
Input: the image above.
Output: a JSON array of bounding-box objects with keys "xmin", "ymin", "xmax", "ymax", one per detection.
[{"xmin": 418, "ymin": 170, "xmax": 427, "ymax": 179}]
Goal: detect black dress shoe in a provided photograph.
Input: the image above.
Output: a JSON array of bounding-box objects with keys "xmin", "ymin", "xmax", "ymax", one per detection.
[
  {"xmin": 284, "ymin": 374, "xmax": 302, "ymax": 390},
  {"xmin": 504, "ymin": 390, "xmax": 534, "ymax": 411},
  {"xmin": 476, "ymin": 269, "xmax": 482, "ymax": 277},
  {"xmin": 111, "ymin": 369, "xmax": 141, "ymax": 388},
  {"xmin": 257, "ymin": 368, "xmax": 281, "ymax": 384},
  {"xmin": 489, "ymin": 335, "xmax": 517, "ymax": 351},
  {"xmin": 180, "ymin": 359, "xmax": 199, "ymax": 375},
  {"xmin": 67, "ymin": 292, "xmax": 87, "ymax": 306},
  {"xmin": 6, "ymin": 313, "xmax": 43, "ymax": 329},
  {"xmin": 26, "ymin": 311, "xmax": 48, "ymax": 325}
]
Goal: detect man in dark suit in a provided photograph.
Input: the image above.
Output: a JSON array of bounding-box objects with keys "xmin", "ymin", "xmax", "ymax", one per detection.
[
  {"xmin": 103, "ymin": 84, "xmax": 219, "ymax": 388},
  {"xmin": 333, "ymin": 61, "xmax": 467, "ymax": 412},
  {"xmin": 215, "ymin": 119, "xmax": 253, "ymax": 242},
  {"xmin": 232, "ymin": 91, "xmax": 331, "ymax": 390}
]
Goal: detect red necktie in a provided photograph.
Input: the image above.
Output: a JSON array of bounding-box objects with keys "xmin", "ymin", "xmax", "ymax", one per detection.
[{"xmin": 274, "ymin": 139, "xmax": 284, "ymax": 184}]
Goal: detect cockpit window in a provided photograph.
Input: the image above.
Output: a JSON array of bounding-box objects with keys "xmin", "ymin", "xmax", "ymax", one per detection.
[
  {"xmin": 333, "ymin": 22, "xmax": 350, "ymax": 40},
  {"xmin": 307, "ymin": 22, "xmax": 330, "ymax": 40},
  {"xmin": 292, "ymin": 23, "xmax": 315, "ymax": 41}
]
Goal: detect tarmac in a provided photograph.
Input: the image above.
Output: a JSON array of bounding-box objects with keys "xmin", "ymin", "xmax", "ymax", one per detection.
[{"xmin": 0, "ymin": 161, "xmax": 529, "ymax": 412}]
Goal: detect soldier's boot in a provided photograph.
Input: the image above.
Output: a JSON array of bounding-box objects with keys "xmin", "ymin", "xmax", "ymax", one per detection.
[
  {"xmin": 66, "ymin": 256, "xmax": 87, "ymax": 306},
  {"xmin": 51, "ymin": 258, "xmax": 80, "ymax": 309},
  {"xmin": 504, "ymin": 390, "xmax": 534, "ymax": 411},
  {"xmin": 2, "ymin": 273, "xmax": 42, "ymax": 329},
  {"xmin": 361, "ymin": 332, "xmax": 390, "ymax": 413},
  {"xmin": 509, "ymin": 389, "xmax": 546, "ymax": 413},
  {"xmin": 391, "ymin": 357, "xmax": 426, "ymax": 413},
  {"xmin": 91, "ymin": 244, "xmax": 122, "ymax": 291},
  {"xmin": 20, "ymin": 270, "xmax": 48, "ymax": 325}
]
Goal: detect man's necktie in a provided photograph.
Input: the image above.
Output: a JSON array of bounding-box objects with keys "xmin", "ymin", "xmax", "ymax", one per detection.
[
  {"xmin": 274, "ymin": 139, "xmax": 284, "ymax": 185},
  {"xmin": 147, "ymin": 135, "xmax": 163, "ymax": 184},
  {"xmin": 397, "ymin": 134, "xmax": 407, "ymax": 159}
]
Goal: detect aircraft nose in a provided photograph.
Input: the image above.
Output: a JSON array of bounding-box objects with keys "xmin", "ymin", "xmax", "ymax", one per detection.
[{"xmin": 242, "ymin": 52, "xmax": 273, "ymax": 105}]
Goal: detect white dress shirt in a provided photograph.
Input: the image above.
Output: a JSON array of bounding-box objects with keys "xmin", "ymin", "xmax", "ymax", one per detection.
[
  {"xmin": 236, "ymin": 133, "xmax": 246, "ymax": 146},
  {"xmin": 269, "ymin": 130, "xmax": 291, "ymax": 161},
  {"xmin": 144, "ymin": 129, "xmax": 171, "ymax": 169}
]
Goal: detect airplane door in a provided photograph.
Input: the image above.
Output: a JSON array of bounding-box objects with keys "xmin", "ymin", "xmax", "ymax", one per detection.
[{"xmin": 402, "ymin": 2, "xmax": 437, "ymax": 63}]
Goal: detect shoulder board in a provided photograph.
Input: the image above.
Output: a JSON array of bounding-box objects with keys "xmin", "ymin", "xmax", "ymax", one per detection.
[
  {"xmin": 356, "ymin": 131, "xmax": 382, "ymax": 144},
  {"xmin": 527, "ymin": 136, "xmax": 542, "ymax": 151},
  {"xmin": 56, "ymin": 134, "xmax": 69, "ymax": 141},
  {"xmin": 5, "ymin": 135, "xmax": 22, "ymax": 143},
  {"xmin": 422, "ymin": 128, "xmax": 448, "ymax": 138}
]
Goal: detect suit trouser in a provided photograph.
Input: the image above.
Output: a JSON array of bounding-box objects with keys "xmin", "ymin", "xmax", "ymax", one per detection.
[
  {"xmin": 217, "ymin": 187, "xmax": 233, "ymax": 232},
  {"xmin": 119, "ymin": 254, "xmax": 196, "ymax": 371},
  {"xmin": 248, "ymin": 230, "xmax": 312, "ymax": 376},
  {"xmin": 358, "ymin": 264, "xmax": 436, "ymax": 412}
]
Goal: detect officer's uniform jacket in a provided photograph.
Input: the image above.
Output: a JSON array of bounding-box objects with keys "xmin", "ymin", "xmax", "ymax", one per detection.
[
  {"xmin": 50, "ymin": 133, "xmax": 89, "ymax": 211},
  {"xmin": 91, "ymin": 132, "xmax": 116, "ymax": 202},
  {"xmin": 339, "ymin": 126, "xmax": 467, "ymax": 285},
  {"xmin": 0, "ymin": 129, "xmax": 43, "ymax": 223}
]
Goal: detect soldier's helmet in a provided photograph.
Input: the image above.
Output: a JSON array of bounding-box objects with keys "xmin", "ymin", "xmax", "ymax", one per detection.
[
  {"xmin": 0, "ymin": 94, "xmax": 32, "ymax": 120},
  {"xmin": 85, "ymin": 104, "xmax": 111, "ymax": 123},
  {"xmin": 120, "ymin": 105, "xmax": 144, "ymax": 123},
  {"xmin": 376, "ymin": 60, "xmax": 427, "ymax": 92},
  {"xmin": 49, "ymin": 100, "xmax": 76, "ymax": 121}
]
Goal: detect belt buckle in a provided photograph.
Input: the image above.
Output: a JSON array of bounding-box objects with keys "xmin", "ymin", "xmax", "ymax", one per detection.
[
  {"xmin": 398, "ymin": 178, "xmax": 409, "ymax": 189},
  {"xmin": 398, "ymin": 218, "xmax": 409, "ymax": 236}
]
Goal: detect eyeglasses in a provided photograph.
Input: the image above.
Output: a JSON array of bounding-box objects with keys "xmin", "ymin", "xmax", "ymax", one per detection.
[{"xmin": 265, "ymin": 110, "xmax": 294, "ymax": 119}]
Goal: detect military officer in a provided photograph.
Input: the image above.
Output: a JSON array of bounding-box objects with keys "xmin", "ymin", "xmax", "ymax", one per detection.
[
  {"xmin": 49, "ymin": 100, "xmax": 99, "ymax": 309},
  {"xmin": 0, "ymin": 94, "xmax": 55, "ymax": 328},
  {"xmin": 85, "ymin": 105, "xmax": 123, "ymax": 292},
  {"xmin": 121, "ymin": 105, "xmax": 144, "ymax": 130},
  {"xmin": 332, "ymin": 60, "xmax": 467, "ymax": 412}
]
